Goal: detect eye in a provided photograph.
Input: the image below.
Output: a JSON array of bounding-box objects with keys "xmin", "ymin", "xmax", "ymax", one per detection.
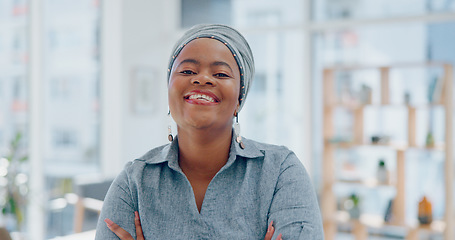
[
  {"xmin": 214, "ymin": 73, "xmax": 231, "ymax": 78},
  {"xmin": 180, "ymin": 70, "xmax": 196, "ymax": 75}
]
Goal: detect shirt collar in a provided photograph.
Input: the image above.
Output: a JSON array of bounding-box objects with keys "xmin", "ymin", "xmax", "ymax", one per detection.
[{"xmin": 139, "ymin": 131, "xmax": 264, "ymax": 167}]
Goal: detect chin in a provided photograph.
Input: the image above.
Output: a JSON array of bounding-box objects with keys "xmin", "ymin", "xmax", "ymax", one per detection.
[
  {"xmin": 184, "ymin": 118, "xmax": 231, "ymax": 132},
  {"xmin": 188, "ymin": 119, "xmax": 216, "ymax": 130},
  {"xmin": 177, "ymin": 114, "xmax": 210, "ymax": 128}
]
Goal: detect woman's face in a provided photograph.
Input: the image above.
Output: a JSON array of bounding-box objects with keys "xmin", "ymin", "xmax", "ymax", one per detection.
[{"xmin": 168, "ymin": 38, "xmax": 241, "ymax": 132}]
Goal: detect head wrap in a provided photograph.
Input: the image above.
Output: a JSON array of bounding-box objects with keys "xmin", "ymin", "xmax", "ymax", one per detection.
[{"xmin": 167, "ymin": 24, "xmax": 255, "ymax": 112}]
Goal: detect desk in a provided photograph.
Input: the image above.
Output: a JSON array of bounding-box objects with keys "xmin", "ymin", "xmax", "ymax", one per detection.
[{"xmin": 49, "ymin": 230, "xmax": 96, "ymax": 240}]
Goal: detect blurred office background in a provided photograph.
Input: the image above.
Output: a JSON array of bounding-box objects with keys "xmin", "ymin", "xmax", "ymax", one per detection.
[{"xmin": 0, "ymin": 0, "xmax": 455, "ymax": 239}]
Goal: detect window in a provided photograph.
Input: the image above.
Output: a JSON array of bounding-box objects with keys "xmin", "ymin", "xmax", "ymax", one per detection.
[
  {"xmin": 43, "ymin": 0, "xmax": 101, "ymax": 236},
  {"xmin": 181, "ymin": 0, "xmax": 232, "ymax": 28},
  {"xmin": 312, "ymin": 0, "xmax": 455, "ymax": 21},
  {"xmin": 0, "ymin": 0, "xmax": 28, "ymax": 157},
  {"xmin": 0, "ymin": 0, "xmax": 101, "ymax": 237},
  {"xmin": 52, "ymin": 129, "xmax": 78, "ymax": 148}
]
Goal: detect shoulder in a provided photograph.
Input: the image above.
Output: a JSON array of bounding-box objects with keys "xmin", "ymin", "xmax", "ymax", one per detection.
[
  {"xmin": 119, "ymin": 143, "xmax": 172, "ymax": 177},
  {"xmin": 244, "ymin": 138, "xmax": 291, "ymax": 153},
  {"xmin": 242, "ymin": 138, "xmax": 299, "ymax": 166},
  {"xmin": 239, "ymin": 138, "xmax": 307, "ymax": 181},
  {"xmin": 136, "ymin": 143, "xmax": 171, "ymax": 164}
]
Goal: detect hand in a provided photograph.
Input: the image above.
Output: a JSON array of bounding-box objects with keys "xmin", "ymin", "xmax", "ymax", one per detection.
[
  {"xmin": 264, "ymin": 221, "xmax": 282, "ymax": 240},
  {"xmin": 104, "ymin": 211, "xmax": 144, "ymax": 240},
  {"xmin": 104, "ymin": 211, "xmax": 282, "ymax": 240}
]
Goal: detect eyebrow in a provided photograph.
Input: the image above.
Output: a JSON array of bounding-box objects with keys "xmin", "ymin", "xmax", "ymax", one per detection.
[
  {"xmin": 212, "ymin": 61, "xmax": 233, "ymax": 72},
  {"xmin": 177, "ymin": 59, "xmax": 234, "ymax": 73},
  {"xmin": 178, "ymin": 59, "xmax": 200, "ymax": 67}
]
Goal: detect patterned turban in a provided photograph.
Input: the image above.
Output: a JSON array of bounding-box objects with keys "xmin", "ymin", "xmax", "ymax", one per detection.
[{"xmin": 167, "ymin": 24, "xmax": 255, "ymax": 112}]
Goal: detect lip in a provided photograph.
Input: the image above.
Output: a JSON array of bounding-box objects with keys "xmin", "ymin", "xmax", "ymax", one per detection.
[{"xmin": 183, "ymin": 90, "xmax": 220, "ymax": 105}]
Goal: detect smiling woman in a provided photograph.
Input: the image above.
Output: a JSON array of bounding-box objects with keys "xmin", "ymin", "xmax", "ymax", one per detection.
[
  {"xmin": 94, "ymin": 24, "xmax": 324, "ymax": 240},
  {"xmin": 169, "ymin": 38, "xmax": 241, "ymax": 135}
]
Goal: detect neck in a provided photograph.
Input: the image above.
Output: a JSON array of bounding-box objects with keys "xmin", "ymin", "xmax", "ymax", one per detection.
[{"xmin": 177, "ymin": 126, "xmax": 233, "ymax": 180}]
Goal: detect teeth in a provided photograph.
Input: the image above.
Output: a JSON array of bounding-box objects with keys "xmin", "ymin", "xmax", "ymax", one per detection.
[{"xmin": 188, "ymin": 94, "xmax": 215, "ymax": 102}]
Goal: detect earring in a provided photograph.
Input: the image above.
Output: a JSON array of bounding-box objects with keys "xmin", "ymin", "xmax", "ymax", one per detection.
[
  {"xmin": 234, "ymin": 113, "xmax": 245, "ymax": 149},
  {"xmin": 168, "ymin": 110, "xmax": 174, "ymax": 142}
]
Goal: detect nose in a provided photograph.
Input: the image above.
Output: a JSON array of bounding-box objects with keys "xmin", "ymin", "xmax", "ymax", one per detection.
[{"xmin": 191, "ymin": 74, "xmax": 215, "ymax": 86}]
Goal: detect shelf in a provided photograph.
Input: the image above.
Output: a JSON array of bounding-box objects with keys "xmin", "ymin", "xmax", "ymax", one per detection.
[
  {"xmin": 325, "ymin": 140, "xmax": 445, "ymax": 151},
  {"xmin": 323, "ymin": 62, "xmax": 452, "ymax": 71},
  {"xmin": 322, "ymin": 62, "xmax": 454, "ymax": 240},
  {"xmin": 333, "ymin": 211, "xmax": 445, "ymax": 233},
  {"xmin": 409, "ymin": 220, "xmax": 446, "ymax": 234},
  {"xmin": 333, "ymin": 211, "xmax": 390, "ymax": 228},
  {"xmin": 335, "ymin": 179, "xmax": 394, "ymax": 188},
  {"xmin": 324, "ymin": 103, "xmax": 445, "ymax": 110}
]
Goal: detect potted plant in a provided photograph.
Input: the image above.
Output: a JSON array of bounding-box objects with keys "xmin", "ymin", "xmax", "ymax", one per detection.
[
  {"xmin": 344, "ymin": 193, "xmax": 361, "ymax": 219},
  {"xmin": 0, "ymin": 132, "xmax": 28, "ymax": 232}
]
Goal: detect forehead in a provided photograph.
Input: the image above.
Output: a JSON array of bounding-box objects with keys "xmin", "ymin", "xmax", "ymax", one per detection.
[{"xmin": 175, "ymin": 38, "xmax": 237, "ymax": 66}]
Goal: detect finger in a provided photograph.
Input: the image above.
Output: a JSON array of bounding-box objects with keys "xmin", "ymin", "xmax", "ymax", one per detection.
[
  {"xmin": 275, "ymin": 233, "xmax": 283, "ymax": 240},
  {"xmin": 135, "ymin": 211, "xmax": 145, "ymax": 240},
  {"xmin": 105, "ymin": 218, "xmax": 134, "ymax": 240},
  {"xmin": 263, "ymin": 221, "xmax": 275, "ymax": 240}
]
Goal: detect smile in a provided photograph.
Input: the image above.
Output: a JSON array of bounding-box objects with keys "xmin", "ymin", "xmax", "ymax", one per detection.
[
  {"xmin": 184, "ymin": 91, "xmax": 220, "ymax": 105},
  {"xmin": 187, "ymin": 94, "xmax": 216, "ymax": 103}
]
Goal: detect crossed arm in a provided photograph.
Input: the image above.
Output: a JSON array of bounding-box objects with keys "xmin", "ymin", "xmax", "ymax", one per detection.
[
  {"xmin": 104, "ymin": 211, "xmax": 282, "ymax": 240},
  {"xmin": 96, "ymin": 152, "xmax": 323, "ymax": 239}
]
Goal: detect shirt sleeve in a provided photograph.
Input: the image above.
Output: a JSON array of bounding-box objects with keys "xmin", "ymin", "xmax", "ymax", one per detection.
[
  {"xmin": 268, "ymin": 152, "xmax": 324, "ymax": 240},
  {"xmin": 95, "ymin": 162, "xmax": 137, "ymax": 240}
]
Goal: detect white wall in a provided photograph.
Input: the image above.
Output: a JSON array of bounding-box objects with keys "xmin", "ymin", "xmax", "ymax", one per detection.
[{"xmin": 120, "ymin": 0, "xmax": 180, "ymax": 165}]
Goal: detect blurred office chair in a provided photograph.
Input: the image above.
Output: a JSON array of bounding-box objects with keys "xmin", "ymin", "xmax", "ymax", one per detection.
[
  {"xmin": 72, "ymin": 175, "xmax": 113, "ymax": 233},
  {"xmin": 0, "ymin": 227, "xmax": 12, "ymax": 240}
]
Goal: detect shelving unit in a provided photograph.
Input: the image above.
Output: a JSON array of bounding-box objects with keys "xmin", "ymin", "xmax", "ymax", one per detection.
[{"xmin": 321, "ymin": 63, "xmax": 454, "ymax": 240}]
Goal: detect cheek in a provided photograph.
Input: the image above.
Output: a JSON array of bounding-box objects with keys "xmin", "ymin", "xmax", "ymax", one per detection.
[
  {"xmin": 168, "ymin": 74, "xmax": 185, "ymax": 95},
  {"xmin": 167, "ymin": 78, "xmax": 182, "ymax": 111},
  {"xmin": 226, "ymin": 82, "xmax": 241, "ymax": 108},
  {"xmin": 168, "ymin": 75, "xmax": 178, "ymax": 91}
]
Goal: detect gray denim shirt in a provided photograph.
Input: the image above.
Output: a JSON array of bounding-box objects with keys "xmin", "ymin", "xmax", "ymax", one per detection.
[{"xmin": 95, "ymin": 136, "xmax": 324, "ymax": 239}]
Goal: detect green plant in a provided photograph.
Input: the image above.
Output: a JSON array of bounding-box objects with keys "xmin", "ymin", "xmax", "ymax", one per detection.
[
  {"xmin": 0, "ymin": 132, "xmax": 28, "ymax": 230},
  {"xmin": 349, "ymin": 193, "xmax": 360, "ymax": 207},
  {"xmin": 345, "ymin": 193, "xmax": 361, "ymax": 219}
]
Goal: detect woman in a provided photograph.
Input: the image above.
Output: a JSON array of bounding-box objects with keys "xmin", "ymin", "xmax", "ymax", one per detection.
[{"xmin": 95, "ymin": 24, "xmax": 323, "ymax": 239}]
